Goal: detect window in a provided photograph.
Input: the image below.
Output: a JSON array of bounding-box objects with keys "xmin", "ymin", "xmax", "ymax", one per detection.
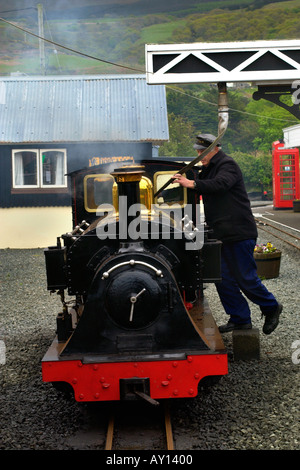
[
  {"xmin": 12, "ymin": 149, "xmax": 67, "ymax": 189},
  {"xmin": 154, "ymin": 171, "xmax": 187, "ymax": 207},
  {"xmin": 84, "ymin": 174, "xmax": 116, "ymax": 212}
]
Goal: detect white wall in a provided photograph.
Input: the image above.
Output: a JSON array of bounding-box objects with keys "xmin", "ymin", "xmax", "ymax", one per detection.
[
  {"xmin": 283, "ymin": 124, "xmax": 300, "ymax": 148},
  {"xmin": 0, "ymin": 207, "xmax": 72, "ymax": 248}
]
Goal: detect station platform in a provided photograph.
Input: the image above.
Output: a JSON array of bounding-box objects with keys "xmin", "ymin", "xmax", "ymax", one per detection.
[{"xmin": 251, "ymin": 201, "xmax": 300, "ymax": 231}]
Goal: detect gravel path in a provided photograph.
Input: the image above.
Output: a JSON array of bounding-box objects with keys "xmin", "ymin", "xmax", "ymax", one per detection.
[{"xmin": 0, "ymin": 227, "xmax": 299, "ymax": 450}]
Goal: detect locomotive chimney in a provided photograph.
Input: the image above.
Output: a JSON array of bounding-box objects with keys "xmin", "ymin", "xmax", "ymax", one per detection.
[{"xmin": 111, "ymin": 165, "xmax": 145, "ymax": 246}]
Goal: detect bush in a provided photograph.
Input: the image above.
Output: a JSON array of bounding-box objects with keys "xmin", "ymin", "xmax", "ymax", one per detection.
[{"xmin": 231, "ymin": 151, "xmax": 273, "ymax": 192}]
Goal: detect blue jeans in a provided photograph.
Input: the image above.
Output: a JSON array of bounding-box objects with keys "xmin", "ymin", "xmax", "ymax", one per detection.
[{"xmin": 216, "ymin": 239, "xmax": 278, "ymax": 325}]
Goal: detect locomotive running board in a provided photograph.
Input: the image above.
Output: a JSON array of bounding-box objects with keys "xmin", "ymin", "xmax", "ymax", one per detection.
[{"xmin": 187, "ymin": 296, "xmax": 226, "ymax": 354}]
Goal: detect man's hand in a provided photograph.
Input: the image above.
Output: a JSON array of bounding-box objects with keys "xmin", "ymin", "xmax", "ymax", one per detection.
[{"xmin": 172, "ymin": 174, "xmax": 195, "ymax": 189}]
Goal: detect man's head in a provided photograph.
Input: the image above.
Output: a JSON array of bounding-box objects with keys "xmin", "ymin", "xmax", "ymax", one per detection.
[{"xmin": 193, "ymin": 133, "xmax": 220, "ymax": 166}]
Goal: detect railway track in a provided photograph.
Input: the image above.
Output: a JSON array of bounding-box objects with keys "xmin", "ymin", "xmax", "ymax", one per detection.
[
  {"xmin": 105, "ymin": 400, "xmax": 174, "ymax": 451},
  {"xmin": 255, "ymin": 216, "xmax": 300, "ymax": 251}
]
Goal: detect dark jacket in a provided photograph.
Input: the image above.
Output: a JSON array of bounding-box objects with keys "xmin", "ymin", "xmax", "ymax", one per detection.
[{"xmin": 194, "ymin": 149, "xmax": 258, "ymax": 242}]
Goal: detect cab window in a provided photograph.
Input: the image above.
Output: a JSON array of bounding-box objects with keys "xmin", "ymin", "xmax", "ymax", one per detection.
[
  {"xmin": 84, "ymin": 174, "xmax": 116, "ymax": 212},
  {"xmin": 154, "ymin": 171, "xmax": 187, "ymax": 206}
]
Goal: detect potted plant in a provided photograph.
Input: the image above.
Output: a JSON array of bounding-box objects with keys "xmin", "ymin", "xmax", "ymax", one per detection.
[{"xmin": 254, "ymin": 242, "xmax": 281, "ymax": 279}]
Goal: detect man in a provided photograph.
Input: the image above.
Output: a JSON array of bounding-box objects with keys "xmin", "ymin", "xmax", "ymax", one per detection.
[{"xmin": 172, "ymin": 133, "xmax": 282, "ymax": 334}]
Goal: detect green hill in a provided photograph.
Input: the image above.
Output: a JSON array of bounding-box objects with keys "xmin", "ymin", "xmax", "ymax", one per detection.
[{"xmin": 0, "ymin": 0, "xmax": 298, "ymax": 75}]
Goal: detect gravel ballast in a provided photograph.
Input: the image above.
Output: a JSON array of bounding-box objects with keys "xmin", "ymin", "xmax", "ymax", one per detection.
[{"xmin": 0, "ymin": 228, "xmax": 299, "ymax": 450}]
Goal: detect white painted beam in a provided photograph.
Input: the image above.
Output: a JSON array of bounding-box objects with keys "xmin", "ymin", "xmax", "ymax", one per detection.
[{"xmin": 146, "ymin": 40, "xmax": 300, "ymax": 85}]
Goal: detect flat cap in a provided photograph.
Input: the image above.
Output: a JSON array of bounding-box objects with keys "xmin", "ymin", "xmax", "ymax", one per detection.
[{"xmin": 193, "ymin": 133, "xmax": 218, "ymax": 150}]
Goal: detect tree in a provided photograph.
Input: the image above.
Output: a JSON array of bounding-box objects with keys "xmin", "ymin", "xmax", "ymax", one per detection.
[
  {"xmin": 231, "ymin": 151, "xmax": 273, "ymax": 192},
  {"xmin": 158, "ymin": 113, "xmax": 195, "ymax": 156},
  {"xmin": 245, "ymin": 98, "xmax": 298, "ymax": 152}
]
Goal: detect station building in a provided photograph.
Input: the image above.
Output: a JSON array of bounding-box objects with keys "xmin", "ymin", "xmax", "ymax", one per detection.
[{"xmin": 0, "ymin": 74, "xmax": 169, "ymax": 248}]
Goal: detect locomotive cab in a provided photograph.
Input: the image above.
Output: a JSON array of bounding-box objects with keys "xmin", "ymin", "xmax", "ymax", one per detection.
[{"xmin": 42, "ymin": 160, "xmax": 227, "ymax": 403}]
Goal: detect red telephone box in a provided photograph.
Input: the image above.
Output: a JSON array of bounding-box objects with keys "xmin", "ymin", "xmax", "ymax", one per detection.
[{"xmin": 272, "ymin": 141, "xmax": 300, "ymax": 209}]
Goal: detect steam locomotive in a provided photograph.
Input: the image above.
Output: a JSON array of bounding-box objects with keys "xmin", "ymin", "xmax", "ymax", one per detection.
[{"xmin": 42, "ymin": 159, "xmax": 227, "ymax": 403}]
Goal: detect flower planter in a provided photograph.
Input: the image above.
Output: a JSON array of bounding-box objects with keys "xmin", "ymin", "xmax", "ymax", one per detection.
[
  {"xmin": 254, "ymin": 251, "xmax": 281, "ymax": 279},
  {"xmin": 293, "ymin": 200, "xmax": 300, "ymax": 212}
]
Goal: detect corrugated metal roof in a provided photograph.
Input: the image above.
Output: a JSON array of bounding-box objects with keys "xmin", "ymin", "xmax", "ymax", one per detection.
[{"xmin": 0, "ymin": 74, "xmax": 169, "ymax": 144}]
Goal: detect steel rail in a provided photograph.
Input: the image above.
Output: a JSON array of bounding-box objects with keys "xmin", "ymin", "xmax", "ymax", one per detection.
[
  {"xmin": 104, "ymin": 400, "xmax": 175, "ymax": 450},
  {"xmin": 255, "ymin": 219, "xmax": 300, "ymax": 251},
  {"xmin": 164, "ymin": 401, "xmax": 174, "ymax": 450}
]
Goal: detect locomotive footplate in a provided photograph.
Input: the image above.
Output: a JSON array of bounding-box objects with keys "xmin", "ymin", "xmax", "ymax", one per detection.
[{"xmin": 42, "ymin": 298, "xmax": 228, "ymax": 402}]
